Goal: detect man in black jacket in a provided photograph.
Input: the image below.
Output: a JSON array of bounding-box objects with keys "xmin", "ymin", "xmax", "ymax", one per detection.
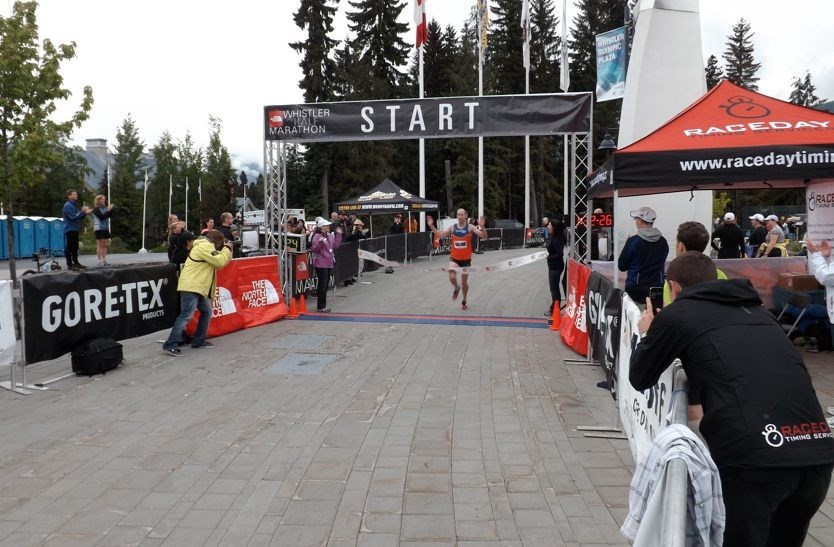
[
  {"xmin": 711, "ymin": 212, "xmax": 746, "ymax": 259},
  {"xmin": 617, "ymin": 206, "xmax": 668, "ymax": 303},
  {"xmin": 630, "ymin": 251, "xmax": 834, "ymax": 546}
]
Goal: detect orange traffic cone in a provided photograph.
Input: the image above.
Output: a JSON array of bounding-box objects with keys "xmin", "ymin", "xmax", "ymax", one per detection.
[
  {"xmin": 287, "ymin": 296, "xmax": 299, "ymax": 319},
  {"xmin": 549, "ymin": 302, "xmax": 561, "ymax": 331},
  {"xmin": 298, "ymin": 294, "xmax": 307, "ymax": 314}
]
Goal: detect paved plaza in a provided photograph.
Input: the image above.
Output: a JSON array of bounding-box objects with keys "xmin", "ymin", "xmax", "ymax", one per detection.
[{"xmin": 0, "ymin": 249, "xmax": 831, "ymax": 546}]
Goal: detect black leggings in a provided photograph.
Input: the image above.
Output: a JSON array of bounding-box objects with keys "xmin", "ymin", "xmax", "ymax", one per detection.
[
  {"xmin": 548, "ymin": 263, "xmax": 564, "ymax": 307},
  {"xmin": 65, "ymin": 231, "xmax": 79, "ymax": 267},
  {"xmin": 315, "ymin": 267, "xmax": 331, "ymax": 310}
]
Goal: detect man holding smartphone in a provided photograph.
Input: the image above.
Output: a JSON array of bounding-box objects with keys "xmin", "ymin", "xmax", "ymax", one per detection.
[{"xmin": 162, "ymin": 230, "xmax": 232, "ymax": 356}]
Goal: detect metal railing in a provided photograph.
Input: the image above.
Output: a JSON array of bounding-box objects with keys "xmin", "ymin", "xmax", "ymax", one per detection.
[{"xmin": 659, "ymin": 365, "xmax": 690, "ymax": 547}]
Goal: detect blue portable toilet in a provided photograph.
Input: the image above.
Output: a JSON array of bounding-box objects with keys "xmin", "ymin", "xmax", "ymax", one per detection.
[
  {"xmin": 0, "ymin": 216, "xmax": 7, "ymax": 260},
  {"xmin": 13, "ymin": 216, "xmax": 35, "ymax": 258},
  {"xmin": 48, "ymin": 218, "xmax": 65, "ymax": 256},
  {"xmin": 31, "ymin": 216, "xmax": 51, "ymax": 254}
]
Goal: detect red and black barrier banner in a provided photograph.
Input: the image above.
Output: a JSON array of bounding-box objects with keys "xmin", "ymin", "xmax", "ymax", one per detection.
[
  {"xmin": 22, "ymin": 263, "xmax": 179, "ymax": 364},
  {"xmin": 586, "ymin": 271, "xmax": 622, "ymax": 398},
  {"xmin": 265, "ymin": 93, "xmax": 592, "ymax": 143},
  {"xmin": 186, "ymin": 256, "xmax": 288, "ymax": 338},
  {"xmin": 559, "ymin": 259, "xmax": 591, "ymax": 356}
]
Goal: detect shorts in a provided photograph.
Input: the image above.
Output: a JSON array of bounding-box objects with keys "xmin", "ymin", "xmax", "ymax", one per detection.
[
  {"xmin": 94, "ymin": 230, "xmax": 111, "ymax": 240},
  {"xmin": 450, "ymin": 258, "xmax": 471, "ymax": 269}
]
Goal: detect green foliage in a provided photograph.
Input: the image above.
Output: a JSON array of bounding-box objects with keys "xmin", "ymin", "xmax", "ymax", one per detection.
[
  {"xmin": 109, "ymin": 115, "xmax": 144, "ymax": 249},
  {"xmin": 722, "ymin": 18, "xmax": 761, "ymax": 91},
  {"xmin": 704, "ymin": 54, "xmax": 723, "ymax": 90},
  {"xmin": 0, "ymin": 0, "xmax": 93, "ymax": 280},
  {"xmin": 789, "ymin": 72, "xmax": 825, "ymax": 107},
  {"xmin": 200, "ymin": 115, "xmax": 236, "ymax": 227},
  {"xmin": 290, "ymin": 0, "xmax": 338, "ymax": 104}
]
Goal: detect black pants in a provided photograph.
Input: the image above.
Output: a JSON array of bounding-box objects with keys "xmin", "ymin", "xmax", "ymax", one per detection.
[
  {"xmin": 548, "ymin": 263, "xmax": 564, "ymax": 309},
  {"xmin": 720, "ymin": 463, "xmax": 833, "ymax": 546},
  {"xmin": 315, "ymin": 267, "xmax": 331, "ymax": 310},
  {"xmin": 65, "ymin": 231, "xmax": 79, "ymax": 267}
]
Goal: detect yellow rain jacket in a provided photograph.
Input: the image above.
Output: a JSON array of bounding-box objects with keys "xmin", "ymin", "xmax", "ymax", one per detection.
[{"xmin": 178, "ymin": 238, "xmax": 232, "ymax": 298}]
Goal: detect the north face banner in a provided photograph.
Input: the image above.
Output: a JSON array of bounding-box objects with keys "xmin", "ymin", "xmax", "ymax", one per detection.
[
  {"xmin": 22, "ymin": 264, "xmax": 179, "ymax": 364},
  {"xmin": 586, "ymin": 271, "xmax": 621, "ymax": 398},
  {"xmin": 559, "ymin": 260, "xmax": 591, "ymax": 356},
  {"xmin": 186, "ymin": 256, "xmax": 288, "ymax": 337}
]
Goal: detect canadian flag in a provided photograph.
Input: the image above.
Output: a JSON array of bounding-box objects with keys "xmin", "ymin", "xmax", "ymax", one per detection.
[{"xmin": 414, "ymin": 0, "xmax": 427, "ymax": 48}]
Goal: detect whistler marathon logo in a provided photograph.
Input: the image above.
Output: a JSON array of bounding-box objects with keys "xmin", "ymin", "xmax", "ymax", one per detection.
[
  {"xmin": 266, "ymin": 107, "xmax": 329, "ymax": 137},
  {"xmin": 762, "ymin": 421, "xmax": 832, "ymax": 448},
  {"xmin": 808, "ymin": 190, "xmax": 834, "ymax": 212},
  {"xmin": 682, "ymin": 95, "xmax": 831, "ymax": 137},
  {"xmin": 41, "ymin": 279, "xmax": 168, "ymax": 332}
]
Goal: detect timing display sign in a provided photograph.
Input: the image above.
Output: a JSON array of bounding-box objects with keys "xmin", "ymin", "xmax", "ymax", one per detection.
[
  {"xmin": 576, "ymin": 213, "xmax": 613, "ymax": 228},
  {"xmin": 265, "ymin": 93, "xmax": 592, "ymax": 143}
]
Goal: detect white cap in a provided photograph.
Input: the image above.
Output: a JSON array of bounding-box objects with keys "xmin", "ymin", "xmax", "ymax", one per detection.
[
  {"xmin": 724, "ymin": 212, "xmax": 735, "ymax": 222},
  {"xmin": 315, "ymin": 217, "xmax": 331, "ymax": 228},
  {"xmin": 749, "ymin": 213, "xmax": 765, "ymax": 222},
  {"xmin": 629, "ymin": 206, "xmax": 657, "ymax": 223},
  {"xmin": 764, "ymin": 214, "xmax": 779, "ymax": 222}
]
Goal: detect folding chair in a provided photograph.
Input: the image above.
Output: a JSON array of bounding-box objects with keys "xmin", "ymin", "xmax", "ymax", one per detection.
[{"xmin": 775, "ymin": 292, "xmax": 812, "ymax": 337}]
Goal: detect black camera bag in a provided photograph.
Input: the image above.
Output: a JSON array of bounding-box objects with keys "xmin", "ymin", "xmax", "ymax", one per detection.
[{"xmin": 71, "ymin": 338, "xmax": 123, "ymax": 376}]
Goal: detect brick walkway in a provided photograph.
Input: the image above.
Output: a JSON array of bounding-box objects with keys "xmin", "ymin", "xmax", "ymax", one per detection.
[{"xmin": 0, "ymin": 249, "xmax": 831, "ymax": 546}]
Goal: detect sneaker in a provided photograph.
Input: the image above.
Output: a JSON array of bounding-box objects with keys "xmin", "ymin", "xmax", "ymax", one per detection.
[
  {"xmin": 452, "ymin": 286, "xmax": 460, "ymax": 300},
  {"xmin": 192, "ymin": 341, "xmax": 214, "ymax": 349},
  {"xmin": 317, "ymin": 308, "xmax": 331, "ymax": 313},
  {"xmin": 163, "ymin": 347, "xmax": 182, "ymax": 356},
  {"xmin": 461, "ymin": 300, "xmax": 469, "ymax": 311},
  {"xmin": 76, "ymin": 264, "xmax": 87, "ymax": 270}
]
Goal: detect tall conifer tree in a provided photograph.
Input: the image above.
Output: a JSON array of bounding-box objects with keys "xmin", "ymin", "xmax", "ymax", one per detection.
[
  {"xmin": 110, "ymin": 116, "xmax": 144, "ymax": 249},
  {"xmin": 704, "ymin": 54, "xmax": 724, "ymax": 89},
  {"xmin": 722, "ymin": 18, "xmax": 761, "ymax": 91}
]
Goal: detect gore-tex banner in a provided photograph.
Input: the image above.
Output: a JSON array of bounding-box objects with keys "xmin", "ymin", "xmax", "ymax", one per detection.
[
  {"xmin": 586, "ymin": 272, "xmax": 621, "ymax": 397},
  {"xmin": 22, "ymin": 264, "xmax": 178, "ymax": 364},
  {"xmin": 265, "ymin": 93, "xmax": 592, "ymax": 142},
  {"xmin": 186, "ymin": 256, "xmax": 288, "ymax": 338},
  {"xmin": 559, "ymin": 260, "xmax": 591, "ymax": 356}
]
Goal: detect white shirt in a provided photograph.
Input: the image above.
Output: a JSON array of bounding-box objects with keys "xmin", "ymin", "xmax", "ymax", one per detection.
[{"xmin": 809, "ymin": 251, "xmax": 834, "ymax": 322}]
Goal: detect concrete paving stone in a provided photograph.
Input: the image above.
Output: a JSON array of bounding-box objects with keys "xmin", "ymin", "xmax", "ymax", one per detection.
[
  {"xmin": 508, "ymin": 493, "xmax": 548, "ymax": 510},
  {"xmin": 42, "ymin": 533, "xmax": 103, "ymax": 546},
  {"xmin": 401, "ymin": 514, "xmax": 455, "ymax": 540},
  {"xmin": 13, "ymin": 512, "xmax": 71, "ymax": 535},
  {"xmin": 406, "ymin": 473, "xmax": 453, "ymax": 493},
  {"xmin": 193, "ymin": 492, "xmax": 238, "ymax": 511},
  {"xmin": 279, "ymin": 499, "xmax": 339, "ymax": 526},
  {"xmin": 517, "ymin": 525, "xmax": 564, "ymax": 545},
  {"xmin": 117, "ymin": 508, "xmax": 168, "ymax": 528},
  {"xmin": 177, "ymin": 508, "xmax": 226, "ymax": 529},
  {"xmin": 360, "ymin": 512, "xmax": 401, "ymax": 534},
  {"xmin": 370, "ymin": 466, "xmax": 406, "ymax": 482},
  {"xmin": 270, "ymin": 524, "xmax": 331, "ymax": 547},
  {"xmin": 456, "ymin": 519, "xmax": 500, "ymax": 541},
  {"xmin": 453, "ymin": 487, "xmax": 491, "ymax": 505},
  {"xmin": 97, "ymin": 525, "xmax": 152, "ymax": 546},
  {"xmin": 305, "ymin": 460, "xmax": 354, "ymax": 481},
  {"xmin": 294, "ymin": 479, "xmax": 346, "ymax": 501},
  {"xmin": 452, "ymin": 472, "xmax": 488, "ymax": 488},
  {"xmin": 512, "ymin": 508, "xmax": 557, "ymax": 529},
  {"xmin": 593, "ymin": 487, "xmax": 629, "ymax": 508},
  {"xmin": 368, "ymin": 479, "xmax": 405, "ymax": 498},
  {"xmin": 0, "ymin": 532, "xmax": 48, "ymax": 546},
  {"xmin": 137, "ymin": 492, "xmax": 183, "ymax": 511},
  {"xmin": 337, "ymin": 489, "xmax": 369, "ymax": 514},
  {"xmin": 403, "ymin": 492, "xmax": 453, "ymax": 515},
  {"xmin": 158, "ymin": 526, "xmax": 213, "ymax": 546},
  {"xmin": 364, "ymin": 496, "xmax": 403, "ymax": 514},
  {"xmin": 55, "ymin": 508, "xmax": 125, "ymax": 536},
  {"xmin": 356, "ymin": 532, "xmax": 400, "ymax": 547},
  {"xmin": 327, "ymin": 538, "xmax": 358, "ymax": 547}
]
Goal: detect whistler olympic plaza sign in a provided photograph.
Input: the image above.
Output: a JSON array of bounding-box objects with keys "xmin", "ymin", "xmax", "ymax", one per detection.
[{"xmin": 264, "ymin": 93, "xmax": 592, "ymax": 143}]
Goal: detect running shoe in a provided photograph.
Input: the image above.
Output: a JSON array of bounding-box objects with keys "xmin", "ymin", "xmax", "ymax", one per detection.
[
  {"xmin": 163, "ymin": 347, "xmax": 182, "ymax": 357},
  {"xmin": 192, "ymin": 341, "xmax": 214, "ymax": 349},
  {"xmin": 452, "ymin": 285, "xmax": 460, "ymax": 300},
  {"xmin": 461, "ymin": 300, "xmax": 469, "ymax": 311}
]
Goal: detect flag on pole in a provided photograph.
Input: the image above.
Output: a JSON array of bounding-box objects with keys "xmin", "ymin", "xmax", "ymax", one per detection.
[
  {"xmin": 198, "ymin": 178, "xmax": 202, "ymax": 202},
  {"xmin": 414, "ymin": 0, "xmax": 427, "ymax": 48},
  {"xmin": 521, "ymin": 0, "xmax": 530, "ymax": 70},
  {"xmin": 560, "ymin": 0, "xmax": 570, "ymax": 91},
  {"xmin": 477, "ymin": 0, "xmax": 489, "ymax": 56}
]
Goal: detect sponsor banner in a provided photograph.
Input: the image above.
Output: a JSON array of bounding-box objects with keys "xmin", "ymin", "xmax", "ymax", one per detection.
[
  {"xmin": 358, "ymin": 237, "xmax": 385, "ymax": 273},
  {"xmin": 806, "ymin": 179, "xmax": 834, "ymax": 242},
  {"xmin": 559, "ymin": 260, "xmax": 591, "ymax": 356},
  {"xmin": 525, "ymin": 227, "xmax": 546, "ymax": 246},
  {"xmin": 22, "ymin": 264, "xmax": 178, "ymax": 364},
  {"xmin": 186, "ymin": 256, "xmax": 288, "ymax": 337},
  {"xmin": 617, "ymin": 295, "xmax": 675, "ymax": 461},
  {"xmin": 358, "ymin": 249, "xmax": 401, "ymax": 269},
  {"xmin": 407, "ymin": 232, "xmax": 432, "ymax": 260},
  {"xmin": 595, "ymin": 27, "xmax": 627, "ymax": 102},
  {"xmin": 0, "ymin": 281, "xmax": 15, "ymax": 365},
  {"xmin": 265, "ymin": 93, "xmax": 592, "ymax": 143},
  {"xmin": 586, "ymin": 272, "xmax": 621, "ymax": 396},
  {"xmin": 334, "ymin": 240, "xmax": 359, "ymax": 286},
  {"xmin": 290, "ymin": 253, "xmax": 311, "ymax": 298},
  {"xmin": 386, "ymin": 234, "xmax": 406, "ymax": 263}
]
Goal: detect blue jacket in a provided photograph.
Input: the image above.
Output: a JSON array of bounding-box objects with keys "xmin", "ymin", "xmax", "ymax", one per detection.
[
  {"xmin": 63, "ymin": 199, "xmax": 87, "ymax": 233},
  {"xmin": 617, "ymin": 227, "xmax": 669, "ymax": 301}
]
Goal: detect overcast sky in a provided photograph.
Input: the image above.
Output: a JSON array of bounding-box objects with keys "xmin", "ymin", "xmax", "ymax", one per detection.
[{"xmin": 6, "ymin": 0, "xmax": 833, "ymax": 171}]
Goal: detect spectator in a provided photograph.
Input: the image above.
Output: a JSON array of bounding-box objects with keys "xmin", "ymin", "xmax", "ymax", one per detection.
[
  {"xmin": 617, "ymin": 206, "xmax": 669, "ymax": 304},
  {"xmin": 591, "ymin": 208, "xmax": 606, "ymax": 260},
  {"xmin": 760, "ymin": 214, "xmax": 788, "ymax": 257},
  {"xmin": 62, "ymin": 189, "xmax": 92, "ymax": 271},
  {"xmin": 161, "ymin": 230, "xmax": 233, "ymax": 356},
  {"xmin": 337, "ymin": 211, "xmax": 350, "ymax": 234},
  {"xmin": 167, "ymin": 219, "xmax": 183, "ymax": 263},
  {"xmin": 541, "ymin": 216, "xmax": 550, "ymax": 243},
  {"xmin": 663, "ymin": 221, "xmax": 727, "ymax": 306},
  {"xmin": 388, "ymin": 213, "xmax": 405, "ymax": 235},
  {"xmin": 806, "ymin": 237, "xmax": 834, "ymax": 328},
  {"xmin": 630, "ymin": 251, "xmax": 834, "ymax": 545},
  {"xmin": 406, "ymin": 215, "xmax": 418, "ymax": 233},
  {"xmin": 171, "ymin": 230, "xmax": 196, "ymax": 266},
  {"xmin": 711, "ymin": 212, "xmax": 745, "ymax": 259},
  {"xmin": 217, "ymin": 212, "xmax": 241, "ymax": 258},
  {"xmin": 92, "ymin": 194, "xmax": 114, "ymax": 266},
  {"xmin": 200, "ymin": 217, "xmax": 215, "ymax": 236},
  {"xmin": 344, "ymin": 219, "xmax": 369, "ymax": 243},
  {"xmin": 747, "ymin": 213, "xmax": 767, "ymax": 257},
  {"xmin": 545, "ymin": 217, "xmax": 568, "ymax": 317},
  {"xmin": 311, "ymin": 217, "xmax": 343, "ymax": 312}
]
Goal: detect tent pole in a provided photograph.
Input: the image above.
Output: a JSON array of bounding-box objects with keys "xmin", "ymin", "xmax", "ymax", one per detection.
[
  {"xmin": 613, "ymin": 187, "xmax": 619, "ymax": 290},
  {"xmin": 405, "ymin": 212, "xmax": 410, "ymax": 264}
]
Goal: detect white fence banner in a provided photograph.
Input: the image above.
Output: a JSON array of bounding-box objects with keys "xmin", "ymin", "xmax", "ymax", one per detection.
[
  {"xmin": 0, "ymin": 281, "xmax": 15, "ymax": 365},
  {"xmin": 617, "ymin": 295, "xmax": 675, "ymax": 461}
]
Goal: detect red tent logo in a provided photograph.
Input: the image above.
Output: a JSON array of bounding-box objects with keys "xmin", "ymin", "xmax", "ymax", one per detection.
[
  {"xmin": 720, "ymin": 96, "xmax": 771, "ymax": 119},
  {"xmin": 267, "ymin": 109, "xmax": 285, "ymax": 128}
]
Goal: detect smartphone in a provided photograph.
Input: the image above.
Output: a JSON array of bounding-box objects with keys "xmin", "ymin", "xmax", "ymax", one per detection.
[{"xmin": 649, "ymin": 286, "xmax": 664, "ymax": 311}]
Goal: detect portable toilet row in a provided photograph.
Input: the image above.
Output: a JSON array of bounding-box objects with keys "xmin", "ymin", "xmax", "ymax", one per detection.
[{"xmin": 0, "ymin": 216, "xmax": 65, "ymax": 259}]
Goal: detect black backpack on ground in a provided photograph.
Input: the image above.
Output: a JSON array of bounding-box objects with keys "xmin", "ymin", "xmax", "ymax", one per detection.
[{"xmin": 71, "ymin": 338, "xmax": 124, "ymax": 376}]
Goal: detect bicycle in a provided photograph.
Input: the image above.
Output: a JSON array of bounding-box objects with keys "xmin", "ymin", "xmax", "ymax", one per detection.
[{"xmin": 22, "ymin": 248, "xmax": 63, "ymax": 276}]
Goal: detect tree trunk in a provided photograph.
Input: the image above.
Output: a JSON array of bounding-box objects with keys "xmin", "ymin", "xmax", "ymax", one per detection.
[
  {"xmin": 321, "ymin": 170, "xmax": 329, "ymax": 217},
  {"xmin": 5, "ymin": 190, "xmax": 21, "ymax": 341}
]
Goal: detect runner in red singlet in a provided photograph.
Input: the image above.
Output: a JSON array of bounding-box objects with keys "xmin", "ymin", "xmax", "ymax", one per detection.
[{"xmin": 427, "ymin": 208, "xmax": 487, "ymax": 311}]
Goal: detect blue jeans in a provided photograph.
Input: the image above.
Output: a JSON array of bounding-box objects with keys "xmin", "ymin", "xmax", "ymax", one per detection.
[{"xmin": 163, "ymin": 291, "xmax": 212, "ymax": 350}]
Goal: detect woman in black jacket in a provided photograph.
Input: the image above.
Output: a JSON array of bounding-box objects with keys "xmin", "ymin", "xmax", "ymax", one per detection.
[{"xmin": 545, "ymin": 217, "xmax": 568, "ymax": 316}]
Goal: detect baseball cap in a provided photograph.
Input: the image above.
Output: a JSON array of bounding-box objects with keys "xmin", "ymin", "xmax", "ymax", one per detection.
[
  {"xmin": 181, "ymin": 231, "xmax": 196, "ymax": 242},
  {"xmin": 749, "ymin": 213, "xmax": 765, "ymax": 222},
  {"xmin": 315, "ymin": 217, "xmax": 331, "ymax": 228},
  {"xmin": 724, "ymin": 212, "xmax": 735, "ymax": 222},
  {"xmin": 764, "ymin": 214, "xmax": 779, "ymax": 222},
  {"xmin": 629, "ymin": 206, "xmax": 657, "ymax": 223}
]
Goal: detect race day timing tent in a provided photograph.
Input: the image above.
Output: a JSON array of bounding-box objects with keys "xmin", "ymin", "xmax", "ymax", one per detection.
[{"xmin": 588, "ymin": 79, "xmax": 834, "ymax": 198}]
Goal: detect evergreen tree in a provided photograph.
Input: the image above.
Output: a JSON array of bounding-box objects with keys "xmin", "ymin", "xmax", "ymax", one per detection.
[
  {"xmin": 704, "ymin": 54, "xmax": 724, "ymax": 89},
  {"xmin": 201, "ymin": 116, "xmax": 236, "ymax": 227},
  {"xmin": 175, "ymin": 133, "xmax": 204, "ymax": 232},
  {"xmin": 486, "ymin": 0, "xmax": 525, "ymax": 95},
  {"xmin": 789, "ymin": 72, "xmax": 824, "ymax": 107},
  {"xmin": 238, "ymin": 170, "xmax": 248, "ymax": 199},
  {"xmin": 722, "ymin": 18, "xmax": 761, "ymax": 91},
  {"xmin": 346, "ymin": 0, "xmax": 410, "ymax": 98},
  {"xmin": 110, "ymin": 115, "xmax": 144, "ymax": 249},
  {"xmin": 18, "ymin": 144, "xmax": 89, "ymax": 218},
  {"xmin": 149, "ymin": 132, "xmax": 177, "ymax": 244},
  {"xmin": 290, "ymin": 0, "xmax": 338, "ymax": 103}
]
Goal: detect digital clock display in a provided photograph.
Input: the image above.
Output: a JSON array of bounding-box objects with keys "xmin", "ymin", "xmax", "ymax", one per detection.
[{"xmin": 576, "ymin": 214, "xmax": 613, "ymax": 228}]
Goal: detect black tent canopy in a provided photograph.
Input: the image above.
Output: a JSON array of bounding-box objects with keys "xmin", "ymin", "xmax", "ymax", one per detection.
[{"xmin": 335, "ymin": 178, "xmax": 439, "ymax": 213}]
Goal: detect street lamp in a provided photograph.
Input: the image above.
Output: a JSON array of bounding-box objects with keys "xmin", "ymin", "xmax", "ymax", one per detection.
[
  {"xmin": 139, "ymin": 168, "xmax": 148, "ymax": 254},
  {"xmin": 599, "ymin": 130, "xmax": 617, "ymax": 155}
]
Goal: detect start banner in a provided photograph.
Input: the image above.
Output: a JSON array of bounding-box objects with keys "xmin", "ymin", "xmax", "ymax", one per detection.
[
  {"xmin": 559, "ymin": 259, "xmax": 591, "ymax": 356},
  {"xmin": 22, "ymin": 264, "xmax": 179, "ymax": 364},
  {"xmin": 187, "ymin": 256, "xmax": 288, "ymax": 337}
]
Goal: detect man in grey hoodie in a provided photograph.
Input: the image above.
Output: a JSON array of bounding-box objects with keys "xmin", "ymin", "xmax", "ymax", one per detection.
[{"xmin": 617, "ymin": 206, "xmax": 669, "ymax": 303}]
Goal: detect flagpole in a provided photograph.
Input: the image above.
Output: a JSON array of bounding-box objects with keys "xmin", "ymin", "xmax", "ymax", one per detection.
[
  {"xmin": 522, "ymin": 0, "xmax": 531, "ymax": 233},
  {"xmin": 168, "ymin": 174, "xmax": 172, "ymax": 220},
  {"xmin": 185, "ymin": 176, "xmax": 189, "ymax": 230},
  {"xmin": 139, "ymin": 169, "xmax": 148, "ymax": 254},
  {"xmin": 561, "ymin": 0, "xmax": 570, "ymax": 217},
  {"xmin": 419, "ymin": 46, "xmax": 425, "ymax": 232},
  {"xmin": 198, "ymin": 178, "xmax": 202, "ymax": 203},
  {"xmin": 106, "ymin": 162, "xmax": 112, "ymax": 238},
  {"xmin": 477, "ymin": 0, "xmax": 486, "ymax": 220}
]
